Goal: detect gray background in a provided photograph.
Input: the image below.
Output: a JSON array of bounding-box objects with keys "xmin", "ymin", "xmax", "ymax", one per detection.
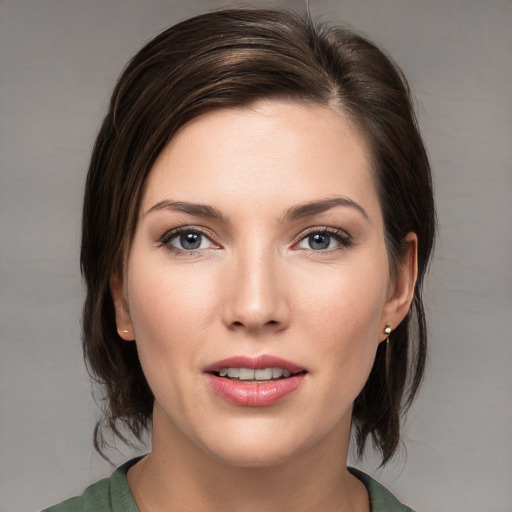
[{"xmin": 1, "ymin": 1, "xmax": 511, "ymax": 511}]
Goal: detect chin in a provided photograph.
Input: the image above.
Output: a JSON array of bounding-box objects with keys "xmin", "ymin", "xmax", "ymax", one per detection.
[
  {"xmin": 195, "ymin": 417, "xmax": 336, "ymax": 470},
  {"xmin": 208, "ymin": 440, "xmax": 304, "ymax": 469}
]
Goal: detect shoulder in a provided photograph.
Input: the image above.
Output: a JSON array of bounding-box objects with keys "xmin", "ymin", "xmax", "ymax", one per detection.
[
  {"xmin": 349, "ymin": 467, "xmax": 416, "ymax": 512},
  {"xmin": 41, "ymin": 458, "xmax": 141, "ymax": 512}
]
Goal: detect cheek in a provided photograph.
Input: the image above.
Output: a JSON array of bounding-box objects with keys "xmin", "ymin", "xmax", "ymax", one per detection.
[
  {"xmin": 297, "ymin": 258, "xmax": 388, "ymax": 334},
  {"xmin": 124, "ymin": 255, "xmax": 219, "ymax": 374},
  {"xmin": 128, "ymin": 254, "xmax": 215, "ymax": 327},
  {"xmin": 295, "ymin": 258, "xmax": 388, "ymax": 376},
  {"xmin": 123, "ymin": 261, "xmax": 218, "ymax": 421}
]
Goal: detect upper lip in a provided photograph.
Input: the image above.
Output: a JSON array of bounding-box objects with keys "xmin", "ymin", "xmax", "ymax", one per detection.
[{"xmin": 204, "ymin": 355, "xmax": 306, "ymax": 374}]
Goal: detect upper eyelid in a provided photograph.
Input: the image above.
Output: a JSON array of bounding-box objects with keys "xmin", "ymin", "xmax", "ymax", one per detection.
[
  {"xmin": 296, "ymin": 226, "xmax": 352, "ymax": 240},
  {"xmin": 161, "ymin": 225, "xmax": 214, "ymax": 239},
  {"xmin": 158, "ymin": 225, "xmax": 352, "ymax": 247},
  {"xmin": 159, "ymin": 226, "xmax": 220, "ymax": 249},
  {"xmin": 293, "ymin": 226, "xmax": 353, "ymax": 249},
  {"xmin": 158, "ymin": 228, "xmax": 221, "ymax": 257}
]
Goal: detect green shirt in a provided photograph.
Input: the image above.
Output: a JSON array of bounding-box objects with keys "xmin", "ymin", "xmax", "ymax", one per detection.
[{"xmin": 43, "ymin": 458, "xmax": 415, "ymax": 512}]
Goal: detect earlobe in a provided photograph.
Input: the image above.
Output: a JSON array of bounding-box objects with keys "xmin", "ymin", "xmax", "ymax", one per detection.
[
  {"xmin": 381, "ymin": 233, "xmax": 418, "ymax": 340},
  {"xmin": 110, "ymin": 274, "xmax": 135, "ymax": 341}
]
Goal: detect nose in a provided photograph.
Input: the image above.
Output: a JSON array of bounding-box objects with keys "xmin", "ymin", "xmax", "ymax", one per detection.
[{"xmin": 222, "ymin": 248, "xmax": 290, "ymax": 334}]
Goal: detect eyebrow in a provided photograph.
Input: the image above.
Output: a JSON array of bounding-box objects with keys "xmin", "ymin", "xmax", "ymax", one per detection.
[
  {"xmin": 145, "ymin": 200, "xmax": 227, "ymax": 222},
  {"xmin": 283, "ymin": 196, "xmax": 368, "ymax": 222},
  {"xmin": 145, "ymin": 196, "xmax": 368, "ymax": 223}
]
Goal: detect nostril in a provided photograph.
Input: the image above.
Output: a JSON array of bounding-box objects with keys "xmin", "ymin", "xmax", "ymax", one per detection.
[{"xmin": 230, "ymin": 319, "xmax": 280, "ymax": 329}]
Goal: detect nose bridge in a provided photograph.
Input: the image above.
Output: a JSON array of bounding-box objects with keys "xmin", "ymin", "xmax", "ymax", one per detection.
[{"xmin": 224, "ymin": 239, "xmax": 288, "ymax": 331}]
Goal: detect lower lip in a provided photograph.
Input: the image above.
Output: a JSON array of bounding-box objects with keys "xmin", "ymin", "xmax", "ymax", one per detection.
[{"xmin": 205, "ymin": 373, "xmax": 306, "ymax": 407}]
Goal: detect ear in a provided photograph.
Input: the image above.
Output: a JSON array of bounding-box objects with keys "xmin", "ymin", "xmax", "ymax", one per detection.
[
  {"xmin": 380, "ymin": 233, "xmax": 418, "ymax": 342},
  {"xmin": 110, "ymin": 274, "xmax": 135, "ymax": 341}
]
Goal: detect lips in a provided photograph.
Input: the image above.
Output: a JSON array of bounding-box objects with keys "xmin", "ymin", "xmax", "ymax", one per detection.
[
  {"xmin": 204, "ymin": 355, "xmax": 305, "ymax": 374},
  {"xmin": 204, "ymin": 355, "xmax": 307, "ymax": 407}
]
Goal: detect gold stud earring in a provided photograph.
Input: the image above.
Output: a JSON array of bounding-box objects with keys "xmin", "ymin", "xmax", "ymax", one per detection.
[{"xmin": 384, "ymin": 323, "xmax": 392, "ymax": 344}]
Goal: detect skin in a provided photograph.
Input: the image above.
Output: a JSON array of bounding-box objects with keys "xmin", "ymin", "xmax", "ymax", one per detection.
[{"xmin": 111, "ymin": 100, "xmax": 417, "ymax": 512}]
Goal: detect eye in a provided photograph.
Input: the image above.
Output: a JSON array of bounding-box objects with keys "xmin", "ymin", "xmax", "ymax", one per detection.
[
  {"xmin": 161, "ymin": 228, "xmax": 217, "ymax": 252},
  {"xmin": 297, "ymin": 229, "xmax": 352, "ymax": 251}
]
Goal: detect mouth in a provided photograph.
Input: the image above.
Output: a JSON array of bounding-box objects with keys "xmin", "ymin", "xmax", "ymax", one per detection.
[
  {"xmin": 214, "ymin": 367, "xmax": 304, "ymax": 381},
  {"xmin": 204, "ymin": 356, "xmax": 307, "ymax": 407}
]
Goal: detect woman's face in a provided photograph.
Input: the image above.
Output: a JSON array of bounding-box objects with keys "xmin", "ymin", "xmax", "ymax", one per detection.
[{"xmin": 112, "ymin": 100, "xmax": 415, "ymax": 467}]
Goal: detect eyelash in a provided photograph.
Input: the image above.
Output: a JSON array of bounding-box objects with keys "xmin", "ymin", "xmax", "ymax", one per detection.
[
  {"xmin": 296, "ymin": 227, "xmax": 353, "ymax": 251},
  {"xmin": 159, "ymin": 227, "xmax": 219, "ymax": 255},
  {"xmin": 158, "ymin": 226, "xmax": 353, "ymax": 255}
]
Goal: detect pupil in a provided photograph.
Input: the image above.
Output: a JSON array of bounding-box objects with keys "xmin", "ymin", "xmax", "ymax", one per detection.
[
  {"xmin": 309, "ymin": 233, "xmax": 330, "ymax": 250},
  {"xmin": 180, "ymin": 232, "xmax": 201, "ymax": 250}
]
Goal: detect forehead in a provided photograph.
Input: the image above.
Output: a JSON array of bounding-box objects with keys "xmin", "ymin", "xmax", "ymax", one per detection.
[{"xmin": 142, "ymin": 100, "xmax": 379, "ymax": 221}]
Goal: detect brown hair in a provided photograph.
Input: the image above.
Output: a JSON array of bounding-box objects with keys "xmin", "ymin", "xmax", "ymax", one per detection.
[{"xmin": 81, "ymin": 8, "xmax": 435, "ymax": 464}]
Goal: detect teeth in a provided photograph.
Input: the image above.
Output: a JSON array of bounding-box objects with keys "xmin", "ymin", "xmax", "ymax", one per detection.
[
  {"xmin": 255, "ymin": 368, "xmax": 272, "ymax": 380},
  {"xmin": 239, "ymin": 368, "xmax": 255, "ymax": 380},
  {"xmin": 218, "ymin": 367, "xmax": 295, "ymax": 381},
  {"xmin": 272, "ymin": 367, "xmax": 282, "ymax": 378}
]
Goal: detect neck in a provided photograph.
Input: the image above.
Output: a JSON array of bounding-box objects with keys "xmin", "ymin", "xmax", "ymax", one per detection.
[{"xmin": 127, "ymin": 405, "xmax": 368, "ymax": 512}]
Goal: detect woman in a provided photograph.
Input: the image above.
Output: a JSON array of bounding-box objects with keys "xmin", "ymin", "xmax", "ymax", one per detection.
[{"xmin": 45, "ymin": 8, "xmax": 435, "ymax": 512}]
